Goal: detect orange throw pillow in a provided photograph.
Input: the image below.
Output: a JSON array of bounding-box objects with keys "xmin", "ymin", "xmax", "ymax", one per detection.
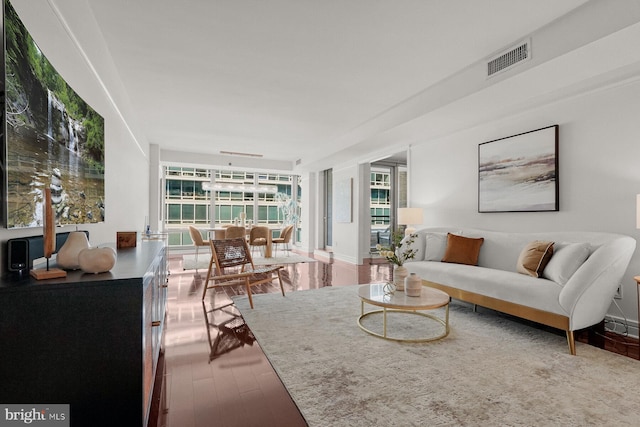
[{"xmin": 441, "ymin": 233, "xmax": 484, "ymax": 266}]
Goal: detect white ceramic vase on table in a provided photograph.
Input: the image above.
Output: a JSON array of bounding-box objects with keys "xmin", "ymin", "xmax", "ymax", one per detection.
[
  {"xmin": 405, "ymin": 272, "xmax": 422, "ymax": 297},
  {"xmin": 393, "ymin": 265, "xmax": 408, "ymax": 291}
]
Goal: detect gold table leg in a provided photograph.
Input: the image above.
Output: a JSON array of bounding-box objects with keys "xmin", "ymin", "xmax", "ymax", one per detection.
[
  {"xmin": 383, "ymin": 308, "xmax": 387, "ymax": 338},
  {"xmin": 357, "ymin": 302, "xmax": 450, "ymax": 343}
]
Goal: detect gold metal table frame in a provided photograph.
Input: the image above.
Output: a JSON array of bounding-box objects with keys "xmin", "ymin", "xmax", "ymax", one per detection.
[{"xmin": 357, "ymin": 283, "xmax": 450, "ymax": 343}]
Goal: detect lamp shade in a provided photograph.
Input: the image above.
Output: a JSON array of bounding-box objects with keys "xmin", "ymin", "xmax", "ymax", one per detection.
[
  {"xmin": 397, "ymin": 207, "xmax": 423, "ymax": 226},
  {"xmin": 637, "ymin": 194, "xmax": 640, "ymax": 229}
]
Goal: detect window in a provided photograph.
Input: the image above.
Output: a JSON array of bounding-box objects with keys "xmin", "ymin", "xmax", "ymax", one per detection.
[
  {"xmin": 167, "ymin": 204, "xmax": 181, "ymax": 223},
  {"xmin": 164, "ymin": 166, "xmax": 300, "ymax": 246},
  {"xmin": 182, "ymin": 181, "xmax": 195, "ymax": 198},
  {"xmin": 195, "ymin": 205, "xmax": 207, "ymax": 222},
  {"xmin": 167, "ymin": 181, "xmax": 182, "ymax": 198},
  {"xmin": 182, "ymin": 204, "xmax": 194, "ymax": 221}
]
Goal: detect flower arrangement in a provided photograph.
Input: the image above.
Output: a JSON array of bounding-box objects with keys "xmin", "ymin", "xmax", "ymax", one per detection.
[{"xmin": 376, "ymin": 230, "xmax": 418, "ymax": 266}]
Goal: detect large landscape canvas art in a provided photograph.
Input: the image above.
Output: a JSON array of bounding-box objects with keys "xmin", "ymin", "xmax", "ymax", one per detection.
[
  {"xmin": 478, "ymin": 125, "xmax": 558, "ymax": 212},
  {"xmin": 3, "ymin": 0, "xmax": 104, "ymax": 228}
]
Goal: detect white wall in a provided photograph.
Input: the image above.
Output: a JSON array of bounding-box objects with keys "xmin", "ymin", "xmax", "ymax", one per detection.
[
  {"xmin": 330, "ymin": 164, "xmax": 361, "ymax": 264},
  {"xmin": 0, "ymin": 1, "xmax": 150, "ymax": 273},
  {"xmin": 410, "ymin": 78, "xmax": 640, "ymax": 330}
]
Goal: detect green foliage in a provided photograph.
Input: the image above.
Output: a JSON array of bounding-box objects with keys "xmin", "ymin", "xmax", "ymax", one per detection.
[
  {"xmin": 376, "ymin": 231, "xmax": 417, "ymax": 266},
  {"xmin": 4, "ymin": 0, "xmax": 105, "ymax": 172},
  {"xmin": 83, "ymin": 110, "xmax": 105, "ymax": 173},
  {"xmin": 4, "ymin": 3, "xmax": 24, "ymax": 72}
]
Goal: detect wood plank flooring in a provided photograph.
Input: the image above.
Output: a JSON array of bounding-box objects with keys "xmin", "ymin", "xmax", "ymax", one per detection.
[
  {"xmin": 151, "ymin": 253, "xmax": 392, "ymax": 427},
  {"xmin": 150, "ymin": 253, "xmax": 639, "ymax": 427}
]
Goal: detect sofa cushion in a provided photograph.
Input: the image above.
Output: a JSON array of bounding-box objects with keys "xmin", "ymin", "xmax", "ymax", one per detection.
[
  {"xmin": 405, "ymin": 261, "xmax": 566, "ymax": 316},
  {"xmin": 542, "ymin": 242, "xmax": 591, "ymax": 285},
  {"xmin": 425, "ymin": 232, "xmax": 448, "ymax": 261},
  {"xmin": 401, "ymin": 232, "xmax": 425, "ymax": 261},
  {"xmin": 517, "ymin": 241, "xmax": 554, "ymax": 278},
  {"xmin": 461, "ymin": 230, "xmax": 533, "ymax": 272},
  {"xmin": 442, "ymin": 233, "xmax": 484, "ymax": 266}
]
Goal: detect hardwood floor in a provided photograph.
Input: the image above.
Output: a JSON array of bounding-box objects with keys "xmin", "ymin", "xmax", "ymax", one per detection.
[
  {"xmin": 150, "ymin": 253, "xmax": 639, "ymax": 427},
  {"xmin": 151, "ymin": 253, "xmax": 392, "ymax": 427}
]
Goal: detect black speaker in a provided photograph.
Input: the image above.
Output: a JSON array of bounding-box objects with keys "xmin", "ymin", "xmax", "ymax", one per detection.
[{"xmin": 7, "ymin": 238, "xmax": 29, "ymax": 272}]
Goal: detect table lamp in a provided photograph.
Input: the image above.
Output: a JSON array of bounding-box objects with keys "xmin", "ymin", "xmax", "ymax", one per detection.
[{"xmin": 397, "ymin": 207, "xmax": 423, "ymax": 236}]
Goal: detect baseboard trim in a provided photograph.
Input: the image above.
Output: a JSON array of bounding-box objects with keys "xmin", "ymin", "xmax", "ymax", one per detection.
[
  {"xmin": 605, "ymin": 314, "xmax": 639, "ymax": 339},
  {"xmin": 313, "ymin": 250, "xmax": 334, "ymax": 263}
]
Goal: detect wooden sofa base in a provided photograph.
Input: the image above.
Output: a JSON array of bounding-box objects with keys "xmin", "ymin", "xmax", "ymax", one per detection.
[{"xmin": 424, "ymin": 280, "xmax": 575, "ymax": 355}]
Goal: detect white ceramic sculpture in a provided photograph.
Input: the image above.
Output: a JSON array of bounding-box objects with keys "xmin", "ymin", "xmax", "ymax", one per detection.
[
  {"xmin": 56, "ymin": 231, "xmax": 90, "ymax": 270},
  {"xmin": 78, "ymin": 246, "xmax": 117, "ymax": 274}
]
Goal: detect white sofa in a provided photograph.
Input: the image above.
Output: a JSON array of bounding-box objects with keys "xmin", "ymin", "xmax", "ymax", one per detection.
[{"xmin": 403, "ymin": 227, "xmax": 636, "ymax": 355}]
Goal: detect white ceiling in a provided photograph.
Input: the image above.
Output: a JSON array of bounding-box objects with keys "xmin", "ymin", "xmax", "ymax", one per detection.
[{"xmin": 25, "ymin": 0, "xmax": 614, "ymax": 169}]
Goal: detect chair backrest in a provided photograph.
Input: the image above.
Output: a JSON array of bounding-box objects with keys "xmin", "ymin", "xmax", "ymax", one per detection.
[
  {"xmin": 225, "ymin": 226, "xmax": 246, "ymax": 239},
  {"xmin": 189, "ymin": 225, "xmax": 205, "ymax": 246},
  {"xmin": 210, "ymin": 238, "xmax": 254, "ymax": 270},
  {"xmin": 282, "ymin": 225, "xmax": 294, "ymax": 242},
  {"xmin": 249, "ymin": 226, "xmax": 270, "ymax": 243}
]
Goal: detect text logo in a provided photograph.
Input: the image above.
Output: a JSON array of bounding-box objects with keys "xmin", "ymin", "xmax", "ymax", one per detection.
[{"xmin": 0, "ymin": 405, "xmax": 69, "ymax": 426}]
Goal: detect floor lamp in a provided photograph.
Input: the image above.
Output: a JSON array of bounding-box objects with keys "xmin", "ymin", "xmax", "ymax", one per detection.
[{"xmin": 397, "ymin": 207, "xmax": 423, "ymax": 236}]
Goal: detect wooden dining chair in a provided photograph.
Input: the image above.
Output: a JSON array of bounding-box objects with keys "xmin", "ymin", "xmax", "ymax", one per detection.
[{"xmin": 202, "ymin": 238, "xmax": 285, "ymax": 308}]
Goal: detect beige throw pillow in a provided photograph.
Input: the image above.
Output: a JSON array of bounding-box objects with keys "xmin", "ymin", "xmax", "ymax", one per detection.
[
  {"xmin": 517, "ymin": 241, "xmax": 554, "ymax": 278},
  {"xmin": 424, "ymin": 232, "xmax": 448, "ymax": 261},
  {"xmin": 441, "ymin": 233, "xmax": 484, "ymax": 266},
  {"xmin": 542, "ymin": 242, "xmax": 591, "ymax": 285}
]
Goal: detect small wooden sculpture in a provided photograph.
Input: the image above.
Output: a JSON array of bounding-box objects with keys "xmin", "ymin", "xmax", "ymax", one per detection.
[{"xmin": 30, "ymin": 188, "xmax": 67, "ymax": 280}]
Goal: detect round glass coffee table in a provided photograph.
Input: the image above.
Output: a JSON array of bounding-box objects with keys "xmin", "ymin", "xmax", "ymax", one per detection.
[{"xmin": 357, "ymin": 283, "xmax": 450, "ymax": 343}]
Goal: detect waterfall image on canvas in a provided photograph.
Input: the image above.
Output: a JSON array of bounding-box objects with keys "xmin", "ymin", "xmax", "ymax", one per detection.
[{"xmin": 4, "ymin": 0, "xmax": 105, "ymax": 228}]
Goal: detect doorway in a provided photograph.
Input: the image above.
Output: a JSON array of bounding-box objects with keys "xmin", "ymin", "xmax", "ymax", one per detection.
[
  {"xmin": 323, "ymin": 169, "xmax": 333, "ymax": 249},
  {"xmin": 370, "ymin": 152, "xmax": 407, "ymax": 253}
]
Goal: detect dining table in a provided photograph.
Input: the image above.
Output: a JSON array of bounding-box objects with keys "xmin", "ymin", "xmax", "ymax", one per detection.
[{"xmin": 206, "ymin": 226, "xmax": 273, "ymax": 258}]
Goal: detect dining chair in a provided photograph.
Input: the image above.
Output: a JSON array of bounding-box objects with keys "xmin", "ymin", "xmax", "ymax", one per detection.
[
  {"xmin": 225, "ymin": 226, "xmax": 246, "ymax": 239},
  {"xmin": 248, "ymin": 226, "xmax": 269, "ymax": 257},
  {"xmin": 202, "ymin": 238, "xmax": 285, "ymax": 308},
  {"xmin": 188, "ymin": 225, "xmax": 210, "ymax": 271},
  {"xmin": 272, "ymin": 225, "xmax": 294, "ymax": 256}
]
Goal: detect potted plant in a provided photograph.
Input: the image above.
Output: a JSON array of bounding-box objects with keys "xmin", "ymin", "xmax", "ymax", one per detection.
[{"xmin": 376, "ymin": 231, "xmax": 417, "ymax": 290}]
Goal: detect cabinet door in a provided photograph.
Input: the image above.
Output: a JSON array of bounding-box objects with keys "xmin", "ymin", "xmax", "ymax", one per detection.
[
  {"xmin": 142, "ymin": 278, "xmax": 154, "ymax": 424},
  {"xmin": 146, "ymin": 248, "xmax": 167, "ymax": 425},
  {"xmin": 151, "ymin": 250, "xmax": 168, "ymax": 365}
]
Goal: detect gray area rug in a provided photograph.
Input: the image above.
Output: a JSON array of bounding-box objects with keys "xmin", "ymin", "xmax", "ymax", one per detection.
[
  {"xmin": 234, "ymin": 285, "xmax": 640, "ymax": 426},
  {"xmin": 182, "ymin": 253, "xmax": 316, "ymax": 270}
]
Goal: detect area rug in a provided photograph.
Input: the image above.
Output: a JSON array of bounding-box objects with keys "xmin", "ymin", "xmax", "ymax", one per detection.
[
  {"xmin": 182, "ymin": 253, "xmax": 316, "ymax": 270},
  {"xmin": 234, "ymin": 285, "xmax": 640, "ymax": 426}
]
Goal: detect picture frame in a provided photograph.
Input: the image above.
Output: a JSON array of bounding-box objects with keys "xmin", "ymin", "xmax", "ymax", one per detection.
[
  {"xmin": 334, "ymin": 178, "xmax": 353, "ymax": 223},
  {"xmin": 478, "ymin": 125, "xmax": 559, "ymax": 212},
  {"xmin": 3, "ymin": 0, "xmax": 105, "ymax": 229}
]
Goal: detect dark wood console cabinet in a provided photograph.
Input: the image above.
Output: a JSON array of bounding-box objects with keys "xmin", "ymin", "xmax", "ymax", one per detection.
[{"xmin": 0, "ymin": 241, "xmax": 167, "ymax": 427}]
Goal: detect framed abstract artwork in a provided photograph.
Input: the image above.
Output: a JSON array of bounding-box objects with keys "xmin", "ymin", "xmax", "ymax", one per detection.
[{"xmin": 478, "ymin": 125, "xmax": 559, "ymax": 212}]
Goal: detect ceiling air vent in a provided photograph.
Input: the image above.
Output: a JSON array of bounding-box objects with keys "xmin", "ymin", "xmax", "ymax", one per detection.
[{"xmin": 487, "ymin": 39, "xmax": 530, "ymax": 78}]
